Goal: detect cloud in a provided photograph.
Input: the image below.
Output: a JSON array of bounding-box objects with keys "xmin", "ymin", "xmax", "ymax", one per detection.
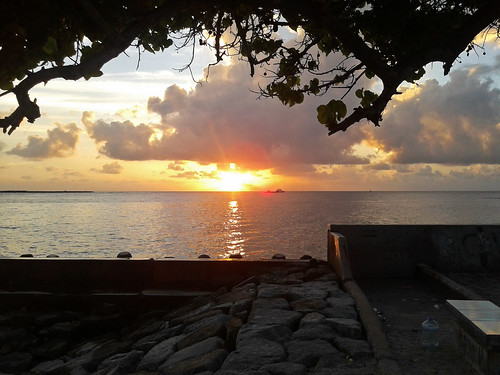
[
  {"xmin": 449, "ymin": 164, "xmax": 500, "ymax": 180},
  {"xmin": 167, "ymin": 161, "xmax": 186, "ymax": 171},
  {"xmin": 84, "ymin": 61, "xmax": 370, "ymax": 173},
  {"xmin": 94, "ymin": 162, "xmax": 123, "ymax": 174},
  {"xmin": 362, "ymin": 66, "xmax": 500, "ymax": 165},
  {"xmin": 0, "ymin": 141, "xmax": 6, "ymax": 152},
  {"xmin": 7, "ymin": 123, "xmax": 81, "ymax": 159},
  {"xmin": 173, "ymin": 170, "xmax": 217, "ymax": 180}
]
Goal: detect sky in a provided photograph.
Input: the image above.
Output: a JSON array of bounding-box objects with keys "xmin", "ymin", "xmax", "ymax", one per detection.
[{"xmin": 1, "ymin": 29, "xmax": 500, "ymax": 191}]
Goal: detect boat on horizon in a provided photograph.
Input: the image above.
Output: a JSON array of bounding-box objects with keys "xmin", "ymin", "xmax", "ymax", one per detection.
[{"xmin": 267, "ymin": 188, "xmax": 285, "ymax": 193}]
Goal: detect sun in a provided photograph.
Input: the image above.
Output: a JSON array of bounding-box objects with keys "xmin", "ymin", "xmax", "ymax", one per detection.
[
  {"xmin": 216, "ymin": 163, "xmax": 254, "ymax": 191},
  {"xmin": 216, "ymin": 171, "xmax": 252, "ymax": 191}
]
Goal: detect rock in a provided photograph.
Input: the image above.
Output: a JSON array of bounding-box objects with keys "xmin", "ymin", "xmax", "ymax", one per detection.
[
  {"xmin": 326, "ymin": 296, "xmax": 355, "ymax": 307},
  {"xmin": 290, "ymin": 298, "xmax": 328, "ymax": 313},
  {"xmin": 136, "ymin": 335, "xmax": 183, "ymax": 371},
  {"xmin": 225, "ymin": 317, "xmax": 243, "ymax": 351},
  {"xmin": 0, "ymin": 310, "xmax": 36, "ymax": 327},
  {"xmin": 299, "ymin": 312, "xmax": 326, "ymax": 328},
  {"xmin": 30, "ymin": 359, "xmax": 66, "ymax": 375},
  {"xmin": 333, "ymin": 337, "xmax": 373, "ymax": 360},
  {"xmin": 217, "ymin": 284, "xmax": 257, "ymax": 304},
  {"xmin": 237, "ymin": 324, "xmax": 293, "ymax": 345},
  {"xmin": 183, "ymin": 309, "xmax": 224, "ymax": 326},
  {"xmin": 303, "ymin": 268, "xmax": 323, "ymax": 281},
  {"xmin": 132, "ymin": 323, "xmax": 183, "ymax": 352},
  {"xmin": 167, "ymin": 301, "xmax": 216, "ymax": 326},
  {"xmin": 229, "ymin": 299, "xmax": 253, "ymax": 317},
  {"xmin": 325, "ymin": 318, "xmax": 363, "ymax": 339},
  {"xmin": 248, "ymin": 308, "xmax": 301, "ymax": 330},
  {"xmin": 321, "ymin": 305, "xmax": 358, "ymax": 320},
  {"xmin": 272, "ymin": 253, "xmax": 286, "ymax": 259},
  {"xmin": 97, "ymin": 349, "xmax": 144, "ymax": 373},
  {"xmin": 162, "ymin": 336, "xmax": 225, "ymax": 369},
  {"xmin": 221, "ymin": 338, "xmax": 286, "ymax": 370},
  {"xmin": 117, "ymin": 251, "xmax": 132, "ymax": 258},
  {"xmin": 160, "ymin": 348, "xmax": 229, "ymax": 375},
  {"xmin": 215, "ymin": 371, "xmax": 268, "ymax": 375},
  {"xmin": 69, "ymin": 365, "xmax": 91, "ymax": 375},
  {"xmin": 64, "ymin": 339, "xmax": 130, "ymax": 372},
  {"xmin": 41, "ymin": 320, "xmax": 84, "ymax": 339},
  {"xmin": 80, "ymin": 313, "xmax": 126, "ymax": 335},
  {"xmin": 287, "ymin": 281, "xmax": 337, "ymax": 301},
  {"xmin": 35, "ymin": 311, "xmax": 80, "ymax": 327},
  {"xmin": 183, "ymin": 313, "xmax": 231, "ymax": 335},
  {"xmin": 291, "ymin": 324, "xmax": 338, "ymax": 343},
  {"xmin": 177, "ymin": 320, "xmax": 227, "ymax": 350},
  {"xmin": 30, "ymin": 337, "xmax": 71, "ymax": 358},
  {"xmin": 284, "ymin": 339, "xmax": 338, "ymax": 367},
  {"xmin": 312, "ymin": 352, "xmax": 349, "ymax": 369},
  {"xmin": 257, "ymin": 284, "xmax": 291, "ymax": 299},
  {"xmin": 252, "ymin": 298, "xmax": 290, "ymax": 310},
  {"xmin": 261, "ymin": 362, "xmax": 307, "ymax": 375},
  {"xmin": 0, "ymin": 327, "xmax": 38, "ymax": 351},
  {"xmin": 0, "ymin": 351, "xmax": 33, "ymax": 373},
  {"xmin": 212, "ymin": 302, "xmax": 233, "ymax": 315},
  {"xmin": 121, "ymin": 320, "xmax": 166, "ymax": 342}
]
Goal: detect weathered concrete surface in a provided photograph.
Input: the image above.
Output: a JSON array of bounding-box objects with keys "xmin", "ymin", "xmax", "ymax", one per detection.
[
  {"xmin": 357, "ymin": 276, "xmax": 481, "ymax": 375},
  {"xmin": 328, "ymin": 225, "xmax": 500, "ymax": 278},
  {"xmin": 0, "ymin": 258, "xmax": 314, "ymax": 295},
  {"xmin": 0, "ymin": 261, "xmax": 376, "ymax": 375}
]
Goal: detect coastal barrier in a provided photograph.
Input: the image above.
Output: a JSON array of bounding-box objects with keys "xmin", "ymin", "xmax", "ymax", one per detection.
[
  {"xmin": 0, "ymin": 258, "xmax": 315, "ymax": 293},
  {"xmin": 328, "ymin": 224, "xmax": 500, "ymax": 279}
]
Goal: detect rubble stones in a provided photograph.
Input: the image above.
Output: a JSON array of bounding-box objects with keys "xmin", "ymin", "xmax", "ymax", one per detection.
[{"xmin": 0, "ymin": 263, "xmax": 375, "ymax": 375}]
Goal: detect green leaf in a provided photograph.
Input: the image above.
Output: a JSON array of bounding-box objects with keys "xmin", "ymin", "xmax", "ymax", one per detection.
[
  {"xmin": 42, "ymin": 36, "xmax": 58, "ymax": 54},
  {"xmin": 365, "ymin": 70, "xmax": 375, "ymax": 79},
  {"xmin": 317, "ymin": 104, "xmax": 331, "ymax": 125},
  {"xmin": 84, "ymin": 70, "xmax": 103, "ymax": 80},
  {"xmin": 317, "ymin": 99, "xmax": 347, "ymax": 126}
]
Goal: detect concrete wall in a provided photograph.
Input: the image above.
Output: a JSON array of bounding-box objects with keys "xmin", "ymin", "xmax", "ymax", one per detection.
[
  {"xmin": 328, "ymin": 225, "xmax": 500, "ymax": 279},
  {"xmin": 0, "ymin": 258, "xmax": 311, "ymax": 293}
]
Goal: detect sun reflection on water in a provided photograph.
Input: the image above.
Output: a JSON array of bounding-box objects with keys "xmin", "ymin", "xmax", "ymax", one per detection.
[{"xmin": 221, "ymin": 200, "xmax": 245, "ymax": 258}]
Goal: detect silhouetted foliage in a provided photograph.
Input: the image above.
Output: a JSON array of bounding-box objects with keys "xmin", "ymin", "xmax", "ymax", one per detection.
[{"xmin": 1, "ymin": 0, "xmax": 499, "ymax": 135}]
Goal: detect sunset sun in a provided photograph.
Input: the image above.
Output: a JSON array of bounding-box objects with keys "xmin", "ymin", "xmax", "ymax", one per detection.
[{"xmin": 216, "ymin": 163, "xmax": 255, "ymax": 191}]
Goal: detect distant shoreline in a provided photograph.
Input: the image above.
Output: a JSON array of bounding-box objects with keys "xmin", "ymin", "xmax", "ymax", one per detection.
[{"xmin": 0, "ymin": 190, "xmax": 94, "ymax": 194}]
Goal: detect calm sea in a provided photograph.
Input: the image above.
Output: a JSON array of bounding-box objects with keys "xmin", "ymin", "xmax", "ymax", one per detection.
[{"xmin": 0, "ymin": 191, "xmax": 499, "ymax": 260}]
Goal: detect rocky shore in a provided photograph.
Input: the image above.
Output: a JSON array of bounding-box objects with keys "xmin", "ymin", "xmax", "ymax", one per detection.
[{"xmin": 0, "ymin": 262, "xmax": 375, "ymax": 375}]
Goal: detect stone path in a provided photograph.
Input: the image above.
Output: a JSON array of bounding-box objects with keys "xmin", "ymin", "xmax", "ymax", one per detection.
[{"xmin": 0, "ymin": 262, "xmax": 375, "ymax": 375}]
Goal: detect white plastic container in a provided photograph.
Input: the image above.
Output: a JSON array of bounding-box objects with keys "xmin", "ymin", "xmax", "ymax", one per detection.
[{"xmin": 421, "ymin": 316, "xmax": 439, "ymax": 348}]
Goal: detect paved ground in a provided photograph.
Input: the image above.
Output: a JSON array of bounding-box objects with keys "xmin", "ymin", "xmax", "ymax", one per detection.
[
  {"xmin": 445, "ymin": 271, "xmax": 500, "ymax": 306},
  {"xmin": 357, "ymin": 277, "xmax": 480, "ymax": 375}
]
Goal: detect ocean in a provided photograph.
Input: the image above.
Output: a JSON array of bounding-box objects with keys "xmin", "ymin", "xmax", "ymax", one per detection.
[{"xmin": 0, "ymin": 191, "xmax": 499, "ymax": 260}]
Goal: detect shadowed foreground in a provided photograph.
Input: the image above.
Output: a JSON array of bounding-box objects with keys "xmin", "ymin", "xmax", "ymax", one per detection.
[{"xmin": 0, "ymin": 262, "xmax": 376, "ymax": 375}]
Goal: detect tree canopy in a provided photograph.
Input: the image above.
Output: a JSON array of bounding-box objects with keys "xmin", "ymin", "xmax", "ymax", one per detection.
[{"xmin": 1, "ymin": 0, "xmax": 499, "ymax": 136}]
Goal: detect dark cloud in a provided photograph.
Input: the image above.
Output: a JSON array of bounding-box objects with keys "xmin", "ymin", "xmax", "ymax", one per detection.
[
  {"xmin": 364, "ymin": 161, "xmax": 392, "ymax": 171},
  {"xmin": 449, "ymin": 165, "xmax": 500, "ymax": 180},
  {"xmin": 362, "ymin": 66, "xmax": 500, "ymax": 165},
  {"xmin": 7, "ymin": 123, "xmax": 81, "ymax": 159},
  {"xmin": 84, "ymin": 62, "xmax": 369, "ymax": 171},
  {"xmin": 94, "ymin": 162, "xmax": 123, "ymax": 174}
]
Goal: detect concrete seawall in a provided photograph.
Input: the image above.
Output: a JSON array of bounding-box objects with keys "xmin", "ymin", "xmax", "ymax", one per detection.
[
  {"xmin": 0, "ymin": 258, "xmax": 313, "ymax": 293},
  {"xmin": 328, "ymin": 224, "xmax": 500, "ymax": 279}
]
